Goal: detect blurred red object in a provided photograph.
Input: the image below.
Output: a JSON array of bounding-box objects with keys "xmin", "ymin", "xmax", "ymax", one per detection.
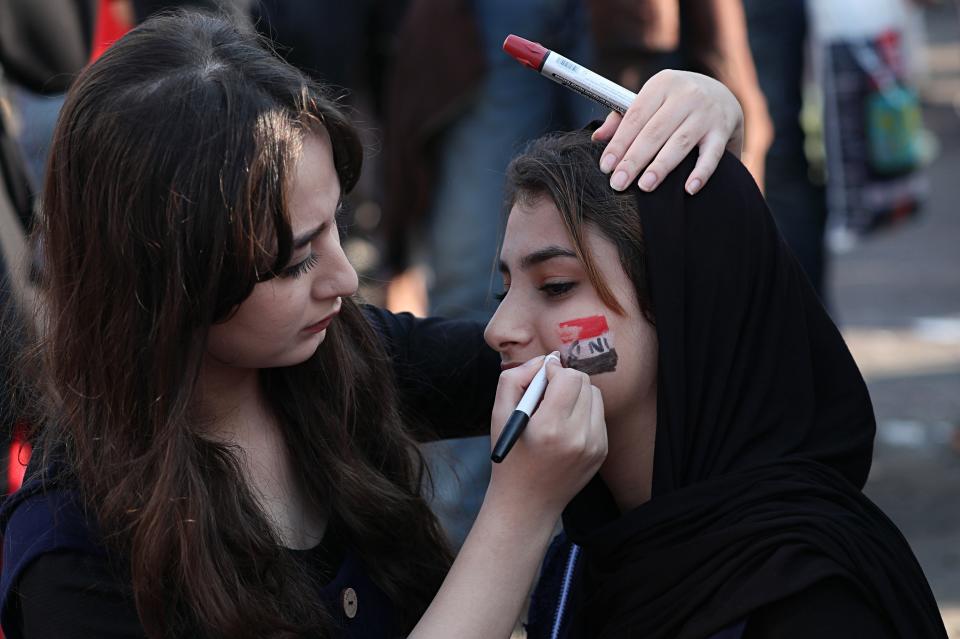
[
  {"xmin": 7, "ymin": 420, "xmax": 31, "ymax": 494},
  {"xmin": 90, "ymin": 0, "xmax": 133, "ymax": 62}
]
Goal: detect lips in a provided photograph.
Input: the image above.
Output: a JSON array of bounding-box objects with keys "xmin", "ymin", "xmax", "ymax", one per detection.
[{"xmin": 303, "ymin": 310, "xmax": 339, "ymax": 334}]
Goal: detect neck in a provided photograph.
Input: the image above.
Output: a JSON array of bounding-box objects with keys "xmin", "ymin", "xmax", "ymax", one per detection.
[
  {"xmin": 598, "ymin": 390, "xmax": 657, "ymax": 514},
  {"xmin": 196, "ymin": 355, "xmax": 327, "ymax": 549},
  {"xmin": 195, "ymin": 354, "xmax": 265, "ymax": 435}
]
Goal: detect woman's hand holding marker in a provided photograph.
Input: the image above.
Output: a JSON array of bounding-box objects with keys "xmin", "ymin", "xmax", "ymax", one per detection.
[
  {"xmin": 500, "ymin": 36, "xmax": 744, "ymax": 197},
  {"xmin": 415, "ymin": 356, "xmax": 605, "ymax": 639},
  {"xmin": 487, "ymin": 354, "xmax": 607, "ymax": 518},
  {"xmin": 593, "ymin": 69, "xmax": 744, "ymax": 196}
]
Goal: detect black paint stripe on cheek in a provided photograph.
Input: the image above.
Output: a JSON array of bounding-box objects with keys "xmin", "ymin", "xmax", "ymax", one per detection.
[{"xmin": 567, "ymin": 348, "xmax": 618, "ymax": 375}]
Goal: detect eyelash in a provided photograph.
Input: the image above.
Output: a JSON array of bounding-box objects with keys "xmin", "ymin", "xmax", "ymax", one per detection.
[
  {"xmin": 540, "ymin": 282, "xmax": 576, "ymax": 297},
  {"xmin": 493, "ymin": 281, "xmax": 576, "ymax": 302},
  {"xmin": 281, "ymin": 251, "xmax": 320, "ymax": 279}
]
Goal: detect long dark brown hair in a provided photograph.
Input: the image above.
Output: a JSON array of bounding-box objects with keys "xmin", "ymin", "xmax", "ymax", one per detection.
[
  {"xmin": 31, "ymin": 11, "xmax": 450, "ymax": 637},
  {"xmin": 503, "ymin": 129, "xmax": 655, "ymax": 323}
]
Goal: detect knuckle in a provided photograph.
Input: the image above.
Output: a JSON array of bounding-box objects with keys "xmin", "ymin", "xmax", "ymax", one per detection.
[
  {"xmin": 538, "ymin": 426, "xmax": 563, "ymax": 449},
  {"xmin": 672, "ymin": 130, "xmax": 693, "ymax": 151},
  {"xmin": 706, "ymin": 142, "xmax": 725, "ymax": 163},
  {"xmin": 621, "ymin": 107, "xmax": 645, "ymax": 129},
  {"xmin": 496, "ymin": 369, "xmax": 521, "ymax": 392},
  {"xmin": 688, "ymin": 83, "xmax": 707, "ymax": 102},
  {"xmin": 644, "ymin": 119, "xmax": 668, "ymax": 143},
  {"xmin": 650, "ymin": 69, "xmax": 673, "ymax": 86},
  {"xmin": 604, "ymin": 143, "xmax": 624, "ymax": 160}
]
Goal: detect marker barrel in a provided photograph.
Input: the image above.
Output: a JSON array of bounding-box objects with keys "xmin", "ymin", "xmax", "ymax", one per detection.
[{"xmin": 540, "ymin": 52, "xmax": 637, "ymax": 115}]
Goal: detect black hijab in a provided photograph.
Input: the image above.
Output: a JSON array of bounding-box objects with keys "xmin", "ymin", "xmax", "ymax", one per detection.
[{"xmin": 561, "ymin": 149, "xmax": 946, "ymax": 638}]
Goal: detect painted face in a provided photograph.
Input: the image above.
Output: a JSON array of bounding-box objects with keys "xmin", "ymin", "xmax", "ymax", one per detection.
[
  {"xmin": 206, "ymin": 131, "xmax": 359, "ymax": 369},
  {"xmin": 484, "ymin": 196, "xmax": 658, "ymax": 424}
]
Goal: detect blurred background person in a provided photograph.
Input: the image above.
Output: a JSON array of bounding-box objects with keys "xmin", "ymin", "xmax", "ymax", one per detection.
[{"xmin": 742, "ymin": 0, "xmax": 829, "ymax": 301}]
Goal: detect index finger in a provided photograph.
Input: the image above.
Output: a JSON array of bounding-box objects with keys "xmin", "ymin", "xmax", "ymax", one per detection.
[
  {"xmin": 538, "ymin": 364, "xmax": 589, "ymax": 420},
  {"xmin": 594, "ymin": 83, "xmax": 666, "ymax": 177}
]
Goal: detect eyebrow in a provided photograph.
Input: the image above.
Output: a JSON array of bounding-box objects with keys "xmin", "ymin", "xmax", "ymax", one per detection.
[
  {"xmin": 499, "ymin": 245, "xmax": 578, "ymax": 273},
  {"xmin": 292, "ymin": 199, "xmax": 343, "ymax": 249},
  {"xmin": 292, "ymin": 222, "xmax": 328, "ymax": 249}
]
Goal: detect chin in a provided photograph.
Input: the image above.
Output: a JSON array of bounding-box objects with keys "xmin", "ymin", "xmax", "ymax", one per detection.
[{"xmin": 287, "ymin": 334, "xmax": 326, "ymax": 366}]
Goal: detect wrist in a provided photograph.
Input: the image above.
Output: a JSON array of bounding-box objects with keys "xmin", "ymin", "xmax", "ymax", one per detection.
[{"xmin": 480, "ymin": 479, "xmax": 564, "ymax": 536}]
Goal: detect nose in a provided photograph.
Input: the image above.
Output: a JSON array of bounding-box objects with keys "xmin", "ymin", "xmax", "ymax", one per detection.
[
  {"xmin": 483, "ymin": 294, "xmax": 533, "ymax": 355},
  {"xmin": 312, "ymin": 239, "xmax": 359, "ymax": 301}
]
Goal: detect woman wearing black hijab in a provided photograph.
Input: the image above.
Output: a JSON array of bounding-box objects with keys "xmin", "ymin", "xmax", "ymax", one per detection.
[{"xmin": 485, "ymin": 127, "xmax": 947, "ymax": 638}]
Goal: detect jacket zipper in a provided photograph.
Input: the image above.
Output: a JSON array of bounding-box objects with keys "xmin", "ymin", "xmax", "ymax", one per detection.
[{"xmin": 550, "ymin": 543, "xmax": 580, "ymax": 639}]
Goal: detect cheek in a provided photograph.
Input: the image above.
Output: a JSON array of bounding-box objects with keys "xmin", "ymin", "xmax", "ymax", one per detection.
[
  {"xmin": 206, "ymin": 286, "xmax": 311, "ymax": 363},
  {"xmin": 238, "ymin": 285, "xmax": 306, "ymax": 333},
  {"xmin": 597, "ymin": 321, "xmax": 658, "ymax": 412}
]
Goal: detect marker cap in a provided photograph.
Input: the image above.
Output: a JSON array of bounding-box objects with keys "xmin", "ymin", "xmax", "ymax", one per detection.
[{"xmin": 503, "ymin": 35, "xmax": 548, "ymax": 71}]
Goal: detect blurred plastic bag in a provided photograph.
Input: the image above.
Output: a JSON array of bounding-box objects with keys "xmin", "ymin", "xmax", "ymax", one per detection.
[{"xmin": 808, "ymin": 0, "xmax": 929, "ymax": 248}]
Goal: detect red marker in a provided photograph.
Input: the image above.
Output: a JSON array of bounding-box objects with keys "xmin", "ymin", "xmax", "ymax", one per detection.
[{"xmin": 503, "ymin": 34, "xmax": 637, "ymax": 115}]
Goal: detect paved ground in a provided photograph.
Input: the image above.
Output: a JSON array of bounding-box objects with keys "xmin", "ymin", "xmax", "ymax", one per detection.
[{"xmin": 833, "ymin": 3, "xmax": 960, "ymax": 634}]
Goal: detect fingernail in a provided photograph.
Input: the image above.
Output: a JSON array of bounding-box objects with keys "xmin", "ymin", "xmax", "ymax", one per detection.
[
  {"xmin": 638, "ymin": 171, "xmax": 657, "ymax": 191},
  {"xmin": 686, "ymin": 177, "xmax": 702, "ymax": 194},
  {"xmin": 610, "ymin": 170, "xmax": 628, "ymax": 191},
  {"xmin": 600, "ymin": 153, "xmax": 616, "ymax": 173}
]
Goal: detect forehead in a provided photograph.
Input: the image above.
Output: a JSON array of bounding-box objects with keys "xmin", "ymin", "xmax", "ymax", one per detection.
[
  {"xmin": 501, "ymin": 196, "xmax": 573, "ymax": 258},
  {"xmin": 288, "ymin": 130, "xmax": 341, "ymax": 231}
]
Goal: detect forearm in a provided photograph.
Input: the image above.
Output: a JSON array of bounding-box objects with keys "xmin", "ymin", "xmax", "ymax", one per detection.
[
  {"xmin": 409, "ymin": 360, "xmax": 607, "ymax": 637},
  {"xmin": 362, "ymin": 306, "xmax": 499, "ymax": 441},
  {"xmin": 409, "ymin": 495, "xmax": 559, "ymax": 639},
  {"xmin": 682, "ymin": 0, "xmax": 770, "ymax": 155},
  {"xmin": 703, "ymin": 0, "xmax": 772, "ymax": 160}
]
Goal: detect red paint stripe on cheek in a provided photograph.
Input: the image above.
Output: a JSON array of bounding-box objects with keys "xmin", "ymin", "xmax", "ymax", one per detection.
[{"xmin": 557, "ymin": 315, "xmax": 609, "ymax": 342}]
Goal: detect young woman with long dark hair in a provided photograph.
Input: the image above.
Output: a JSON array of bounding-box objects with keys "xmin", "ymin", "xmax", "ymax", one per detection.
[
  {"xmin": 0, "ymin": 10, "xmax": 750, "ymax": 639},
  {"xmin": 485, "ymin": 129, "xmax": 948, "ymax": 638}
]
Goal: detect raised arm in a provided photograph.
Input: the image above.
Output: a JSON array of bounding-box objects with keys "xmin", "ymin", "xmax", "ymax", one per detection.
[
  {"xmin": 410, "ymin": 356, "xmax": 607, "ymax": 639},
  {"xmin": 364, "ymin": 306, "xmax": 500, "ymax": 441}
]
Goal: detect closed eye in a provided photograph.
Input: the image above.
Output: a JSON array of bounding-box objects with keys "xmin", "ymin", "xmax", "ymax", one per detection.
[
  {"xmin": 539, "ymin": 282, "xmax": 576, "ymax": 298},
  {"xmin": 281, "ymin": 251, "xmax": 320, "ymax": 279}
]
